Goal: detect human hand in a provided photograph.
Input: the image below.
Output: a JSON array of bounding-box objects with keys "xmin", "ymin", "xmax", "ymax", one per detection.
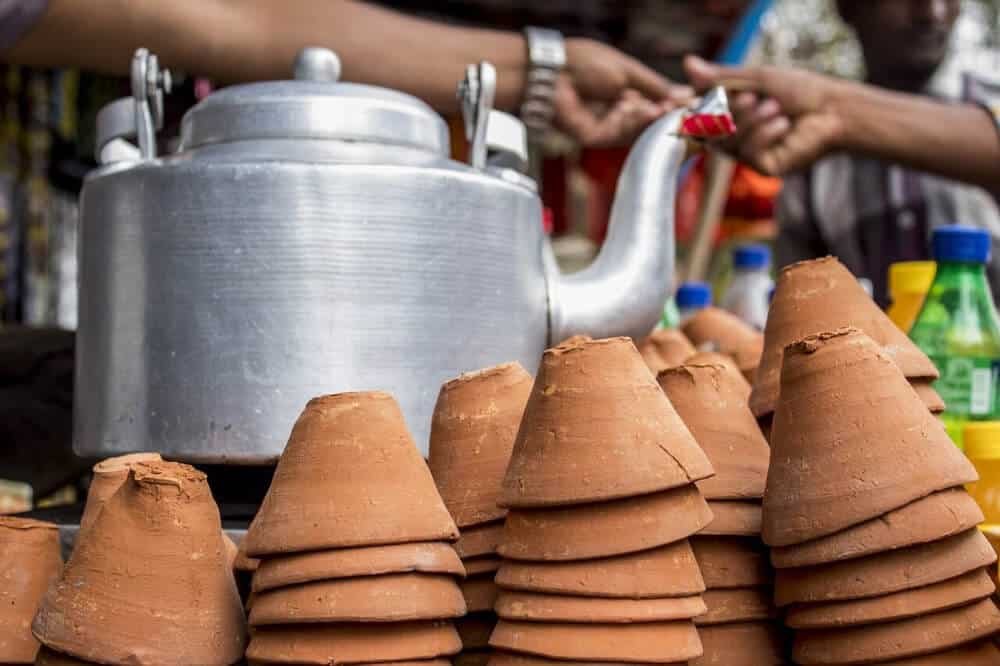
[
  {"xmin": 554, "ymin": 38, "xmax": 694, "ymax": 148},
  {"xmin": 683, "ymin": 55, "xmax": 845, "ymax": 175}
]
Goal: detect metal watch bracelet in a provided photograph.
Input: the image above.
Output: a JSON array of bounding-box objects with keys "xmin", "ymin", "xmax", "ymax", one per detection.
[{"xmin": 520, "ymin": 27, "xmax": 566, "ymax": 136}]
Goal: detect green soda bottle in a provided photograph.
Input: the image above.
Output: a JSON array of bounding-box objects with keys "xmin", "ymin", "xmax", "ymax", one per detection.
[
  {"xmin": 659, "ymin": 296, "xmax": 680, "ymax": 329},
  {"xmin": 909, "ymin": 225, "xmax": 1000, "ymax": 448}
]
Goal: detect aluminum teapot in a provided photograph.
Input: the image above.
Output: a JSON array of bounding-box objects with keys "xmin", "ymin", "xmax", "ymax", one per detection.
[{"xmin": 75, "ymin": 47, "xmax": 718, "ymax": 461}]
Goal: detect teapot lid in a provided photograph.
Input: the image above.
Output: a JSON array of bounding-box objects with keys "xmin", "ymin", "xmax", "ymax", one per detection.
[{"xmin": 179, "ymin": 48, "xmax": 449, "ymax": 154}]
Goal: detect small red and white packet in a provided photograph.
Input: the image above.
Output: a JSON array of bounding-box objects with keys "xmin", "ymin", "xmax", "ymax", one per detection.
[{"xmin": 680, "ymin": 87, "xmax": 736, "ymax": 140}]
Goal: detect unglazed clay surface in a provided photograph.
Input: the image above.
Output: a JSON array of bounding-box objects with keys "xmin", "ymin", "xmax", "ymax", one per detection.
[
  {"xmin": 428, "ymin": 363, "xmax": 532, "ymax": 528},
  {"xmin": 494, "ymin": 540, "xmax": 705, "ymax": 598},
  {"xmin": 494, "ymin": 592, "xmax": 706, "ymax": 623},
  {"xmin": 499, "ymin": 486, "xmax": 712, "ymax": 561},
  {"xmin": 764, "ymin": 329, "xmax": 977, "ymax": 547},
  {"xmin": 244, "ymin": 392, "xmax": 458, "ymax": 557},
  {"xmin": 769, "ymin": 487, "xmax": 984, "ymax": 569},
  {"xmin": 499, "ymin": 337, "xmax": 713, "ymax": 508},
  {"xmin": 681, "ymin": 306, "xmax": 764, "ymax": 381},
  {"xmin": 773, "ymin": 528, "xmax": 997, "ymax": 606},
  {"xmin": 658, "ymin": 363, "xmax": 768, "ymax": 501},
  {"xmin": 791, "ymin": 598, "xmax": 1000, "ymax": 664},
  {"xmin": 0, "ymin": 517, "xmax": 62, "ymax": 664},
  {"xmin": 489, "ymin": 619, "xmax": 703, "ymax": 663},
  {"xmin": 252, "ymin": 542, "xmax": 465, "ymax": 593},
  {"xmin": 249, "ymin": 573, "xmax": 466, "ymax": 625},
  {"xmin": 636, "ymin": 329, "xmax": 696, "ymax": 374},
  {"xmin": 784, "ymin": 567, "xmax": 997, "ymax": 629},
  {"xmin": 750, "ymin": 257, "xmax": 938, "ymax": 418},
  {"xmin": 32, "ymin": 461, "xmax": 247, "ymax": 665},
  {"xmin": 245, "ymin": 621, "xmax": 462, "ymax": 664}
]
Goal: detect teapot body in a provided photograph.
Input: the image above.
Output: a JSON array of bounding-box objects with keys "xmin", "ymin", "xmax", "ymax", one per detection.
[{"xmin": 75, "ymin": 142, "xmax": 547, "ymax": 461}]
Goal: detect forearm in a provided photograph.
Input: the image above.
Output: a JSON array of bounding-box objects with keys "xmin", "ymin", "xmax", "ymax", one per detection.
[
  {"xmin": 3, "ymin": 0, "xmax": 527, "ymax": 112},
  {"xmin": 831, "ymin": 78, "xmax": 1000, "ymax": 192}
]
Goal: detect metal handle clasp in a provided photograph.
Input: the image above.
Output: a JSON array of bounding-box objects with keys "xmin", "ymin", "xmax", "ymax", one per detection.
[{"xmin": 94, "ymin": 48, "xmax": 172, "ymax": 164}]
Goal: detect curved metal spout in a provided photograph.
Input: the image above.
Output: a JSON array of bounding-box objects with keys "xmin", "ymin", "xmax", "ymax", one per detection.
[{"xmin": 548, "ymin": 108, "xmax": 687, "ymax": 344}]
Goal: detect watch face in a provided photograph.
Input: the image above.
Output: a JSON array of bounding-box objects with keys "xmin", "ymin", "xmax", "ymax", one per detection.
[{"xmin": 527, "ymin": 28, "xmax": 567, "ymax": 69}]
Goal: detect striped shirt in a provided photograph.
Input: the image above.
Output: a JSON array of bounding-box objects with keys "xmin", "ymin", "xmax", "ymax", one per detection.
[{"xmin": 776, "ymin": 71, "xmax": 1000, "ymax": 308}]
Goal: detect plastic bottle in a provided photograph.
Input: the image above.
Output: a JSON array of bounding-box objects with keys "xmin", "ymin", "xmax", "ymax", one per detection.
[
  {"xmin": 909, "ymin": 226, "xmax": 1000, "ymax": 448},
  {"xmin": 659, "ymin": 296, "xmax": 680, "ymax": 329},
  {"xmin": 721, "ymin": 243, "xmax": 774, "ymax": 330},
  {"xmin": 887, "ymin": 261, "xmax": 936, "ymax": 333},
  {"xmin": 675, "ymin": 281, "xmax": 712, "ymax": 324},
  {"xmin": 964, "ymin": 422, "xmax": 1000, "ymax": 530}
]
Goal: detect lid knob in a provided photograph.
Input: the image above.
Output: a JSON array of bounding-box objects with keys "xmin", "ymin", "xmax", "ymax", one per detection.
[{"xmin": 294, "ymin": 47, "xmax": 342, "ymax": 82}]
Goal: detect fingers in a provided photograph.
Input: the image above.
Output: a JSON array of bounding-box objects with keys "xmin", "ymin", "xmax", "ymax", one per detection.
[
  {"xmin": 622, "ymin": 56, "xmax": 676, "ymax": 101},
  {"xmin": 554, "ymin": 81, "xmax": 665, "ymax": 148},
  {"xmin": 683, "ymin": 55, "xmax": 763, "ymax": 94}
]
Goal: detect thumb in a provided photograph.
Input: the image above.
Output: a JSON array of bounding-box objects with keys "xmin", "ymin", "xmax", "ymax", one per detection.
[{"xmin": 683, "ymin": 55, "xmax": 760, "ymax": 94}]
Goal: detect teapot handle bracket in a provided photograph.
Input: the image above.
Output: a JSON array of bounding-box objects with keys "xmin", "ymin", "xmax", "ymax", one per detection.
[
  {"xmin": 457, "ymin": 61, "xmax": 496, "ymax": 170},
  {"xmin": 95, "ymin": 48, "xmax": 172, "ymax": 164}
]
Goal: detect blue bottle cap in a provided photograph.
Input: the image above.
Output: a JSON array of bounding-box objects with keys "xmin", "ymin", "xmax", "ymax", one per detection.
[
  {"xmin": 932, "ymin": 225, "xmax": 991, "ymax": 263},
  {"xmin": 676, "ymin": 281, "xmax": 713, "ymax": 309},
  {"xmin": 732, "ymin": 243, "xmax": 771, "ymax": 270}
]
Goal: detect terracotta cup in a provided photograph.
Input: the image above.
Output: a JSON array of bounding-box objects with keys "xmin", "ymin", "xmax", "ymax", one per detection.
[
  {"xmin": 912, "ymin": 380, "xmax": 946, "ymax": 414},
  {"xmin": 764, "ymin": 329, "xmax": 977, "ymax": 547},
  {"xmin": 244, "ymin": 392, "xmax": 458, "ymax": 557},
  {"xmin": 849, "ymin": 641, "xmax": 1000, "ymax": 664},
  {"xmin": 249, "ymin": 572, "xmax": 466, "ymax": 625},
  {"xmin": 791, "ymin": 597, "xmax": 1000, "ymax": 665},
  {"xmin": 690, "ymin": 536, "xmax": 772, "ymax": 589},
  {"xmin": 700, "ymin": 501, "xmax": 761, "ymax": 537},
  {"xmin": 769, "ymin": 487, "xmax": 984, "ymax": 569},
  {"xmin": 32, "ymin": 461, "xmax": 247, "ymax": 665},
  {"xmin": 454, "ymin": 520, "xmax": 505, "ymax": 559},
  {"xmin": 234, "ymin": 536, "xmax": 261, "ymax": 573},
  {"xmin": 499, "ymin": 485, "xmax": 713, "ymax": 562},
  {"xmin": 637, "ymin": 329, "xmax": 696, "ymax": 374},
  {"xmin": 784, "ymin": 567, "xmax": 997, "ymax": 629},
  {"xmin": 245, "ymin": 620, "xmax": 462, "ymax": 665},
  {"xmin": 684, "ymin": 352, "xmax": 749, "ymax": 394},
  {"xmin": 487, "ymin": 653, "xmax": 687, "ymax": 666},
  {"xmin": 499, "ymin": 337, "xmax": 713, "ymax": 509},
  {"xmin": 461, "ymin": 574, "xmax": 499, "ymax": 613},
  {"xmin": 690, "ymin": 622, "xmax": 788, "ymax": 666},
  {"xmin": 489, "ymin": 619, "xmax": 703, "ymax": 663},
  {"xmin": 695, "ymin": 587, "xmax": 776, "ymax": 625},
  {"xmin": 494, "ymin": 539, "xmax": 705, "ymax": 599},
  {"xmin": 494, "ymin": 592, "xmax": 707, "ymax": 623},
  {"xmin": 681, "ymin": 306, "xmax": 764, "ymax": 382},
  {"xmin": 773, "ymin": 528, "xmax": 997, "ymax": 606},
  {"xmin": 0, "ymin": 518, "xmax": 62, "ymax": 665},
  {"xmin": 428, "ymin": 363, "xmax": 533, "ymax": 528},
  {"xmin": 750, "ymin": 256, "xmax": 938, "ymax": 419},
  {"xmin": 252, "ymin": 541, "xmax": 464, "ymax": 593},
  {"xmin": 463, "ymin": 556, "xmax": 501, "ymax": 576},
  {"xmin": 658, "ymin": 363, "xmax": 769, "ymax": 501},
  {"xmin": 78, "ymin": 452, "xmax": 163, "ymax": 536}
]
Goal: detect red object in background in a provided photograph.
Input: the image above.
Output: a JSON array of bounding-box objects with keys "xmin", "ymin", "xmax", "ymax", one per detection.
[
  {"xmin": 681, "ymin": 112, "xmax": 736, "ymax": 139},
  {"xmin": 578, "ymin": 147, "xmax": 629, "ymax": 243}
]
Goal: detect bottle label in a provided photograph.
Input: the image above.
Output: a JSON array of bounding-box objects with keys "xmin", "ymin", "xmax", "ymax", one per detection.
[{"xmin": 928, "ymin": 355, "xmax": 999, "ymax": 417}]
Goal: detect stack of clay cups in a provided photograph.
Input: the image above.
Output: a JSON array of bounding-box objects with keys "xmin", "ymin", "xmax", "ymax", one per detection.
[
  {"xmin": 657, "ymin": 362, "xmax": 787, "ymax": 665},
  {"xmin": 681, "ymin": 306, "xmax": 764, "ymax": 383},
  {"xmin": 765, "ymin": 329, "xmax": 1000, "ymax": 664},
  {"xmin": 428, "ymin": 363, "xmax": 534, "ymax": 666},
  {"xmin": 32, "ymin": 460, "xmax": 247, "ymax": 665},
  {"xmin": 0, "ymin": 517, "xmax": 62, "ymax": 664},
  {"xmin": 750, "ymin": 257, "xmax": 942, "ymax": 441},
  {"xmin": 637, "ymin": 328, "xmax": 696, "ymax": 375},
  {"xmin": 488, "ymin": 337, "xmax": 717, "ymax": 665},
  {"xmin": 244, "ymin": 392, "xmax": 466, "ymax": 665}
]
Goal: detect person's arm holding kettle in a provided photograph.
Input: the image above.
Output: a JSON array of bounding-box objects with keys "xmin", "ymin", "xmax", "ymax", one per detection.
[{"xmin": 2, "ymin": 0, "xmax": 692, "ymax": 147}]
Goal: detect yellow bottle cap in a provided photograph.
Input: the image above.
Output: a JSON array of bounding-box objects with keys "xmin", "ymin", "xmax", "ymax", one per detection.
[
  {"xmin": 888, "ymin": 261, "xmax": 936, "ymax": 298},
  {"xmin": 963, "ymin": 421, "xmax": 1000, "ymax": 460}
]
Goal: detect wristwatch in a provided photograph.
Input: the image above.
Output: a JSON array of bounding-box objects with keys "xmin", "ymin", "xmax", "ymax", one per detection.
[{"xmin": 520, "ymin": 27, "xmax": 567, "ymax": 136}]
